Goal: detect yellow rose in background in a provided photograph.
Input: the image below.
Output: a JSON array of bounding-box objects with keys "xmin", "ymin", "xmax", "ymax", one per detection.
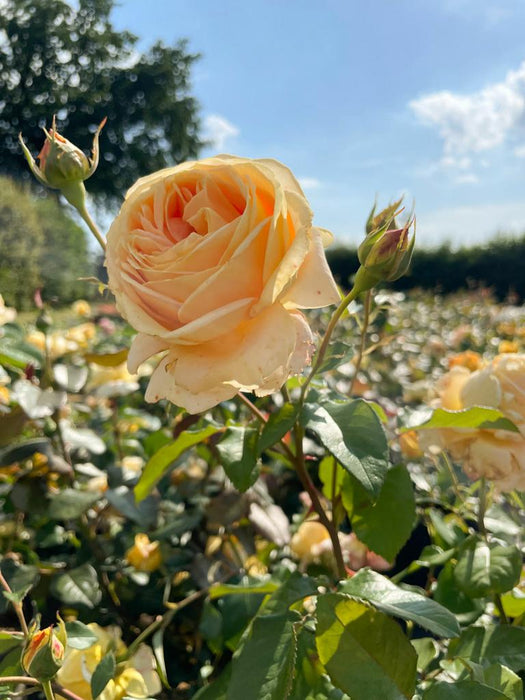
[
  {"xmin": 125, "ymin": 533, "xmax": 163, "ymax": 572},
  {"xmin": 57, "ymin": 623, "xmax": 160, "ymax": 700},
  {"xmin": 105, "ymin": 155, "xmax": 340, "ymax": 413},
  {"xmin": 424, "ymin": 353, "xmax": 525, "ymax": 491},
  {"xmin": 72, "ymin": 299, "xmax": 92, "ymax": 317}
]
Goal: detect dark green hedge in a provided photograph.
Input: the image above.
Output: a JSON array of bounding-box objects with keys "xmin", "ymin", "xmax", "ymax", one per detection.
[{"xmin": 327, "ymin": 234, "xmax": 525, "ymax": 301}]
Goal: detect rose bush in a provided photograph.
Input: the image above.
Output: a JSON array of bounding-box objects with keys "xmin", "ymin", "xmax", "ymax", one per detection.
[
  {"xmin": 105, "ymin": 155, "xmax": 340, "ymax": 412},
  {"xmin": 425, "ymin": 353, "xmax": 525, "ymax": 491}
]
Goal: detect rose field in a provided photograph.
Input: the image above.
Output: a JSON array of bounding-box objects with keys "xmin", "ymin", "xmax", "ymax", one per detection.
[
  {"xmin": 0, "ymin": 115, "xmax": 523, "ymax": 700},
  {"xmin": 1, "ymin": 266, "xmax": 525, "ymax": 700}
]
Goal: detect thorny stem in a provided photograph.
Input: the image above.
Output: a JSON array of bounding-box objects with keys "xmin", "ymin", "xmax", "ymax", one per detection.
[
  {"xmin": 237, "ymin": 393, "xmax": 347, "ymax": 579},
  {"xmin": 476, "ymin": 478, "xmax": 510, "ymax": 624},
  {"xmin": 349, "ymin": 289, "xmax": 372, "ymax": 396},
  {"xmin": 0, "ymin": 569, "xmax": 29, "ymax": 637},
  {"xmin": 293, "ymin": 423, "xmax": 347, "ymax": 580},
  {"xmin": 300, "ymin": 285, "xmax": 360, "ymax": 403}
]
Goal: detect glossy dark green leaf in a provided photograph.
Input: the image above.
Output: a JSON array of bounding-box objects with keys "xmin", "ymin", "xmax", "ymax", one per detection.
[
  {"xmin": 339, "ymin": 569, "xmax": 459, "ymax": 638},
  {"xmin": 448, "ymin": 625, "xmax": 525, "ymax": 673},
  {"xmin": 423, "ymin": 681, "xmax": 508, "ymax": 699},
  {"xmin": 50, "ymin": 564, "xmax": 102, "ymax": 608},
  {"xmin": 342, "ymin": 464, "xmax": 416, "ymax": 561},
  {"xmin": 91, "ymin": 652, "xmax": 116, "ymax": 699},
  {"xmin": 258, "ymin": 403, "xmax": 299, "ymax": 453},
  {"xmin": 302, "ymin": 400, "xmax": 389, "ymax": 497},
  {"xmin": 454, "ymin": 537, "xmax": 522, "ymax": 597},
  {"xmin": 227, "ymin": 612, "xmax": 297, "ymax": 700},
  {"xmin": 216, "ymin": 426, "xmax": 260, "ymax": 492}
]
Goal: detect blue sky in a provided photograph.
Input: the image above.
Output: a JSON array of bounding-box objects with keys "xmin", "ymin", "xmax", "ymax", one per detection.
[{"xmin": 112, "ymin": 0, "xmax": 525, "ymax": 248}]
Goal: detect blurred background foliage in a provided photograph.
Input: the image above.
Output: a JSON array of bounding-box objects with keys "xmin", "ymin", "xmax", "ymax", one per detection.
[
  {"xmin": 0, "ymin": 176, "xmax": 95, "ymax": 309},
  {"xmin": 0, "ymin": 0, "xmax": 203, "ymax": 205}
]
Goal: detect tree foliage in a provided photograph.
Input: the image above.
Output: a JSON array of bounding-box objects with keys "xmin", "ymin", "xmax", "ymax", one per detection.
[
  {"xmin": 0, "ymin": 176, "xmax": 94, "ymax": 308},
  {"xmin": 0, "ymin": 0, "xmax": 203, "ymax": 204},
  {"xmin": 0, "ymin": 177, "xmax": 43, "ymax": 310}
]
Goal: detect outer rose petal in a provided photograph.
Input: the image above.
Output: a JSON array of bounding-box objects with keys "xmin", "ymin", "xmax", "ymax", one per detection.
[{"xmin": 145, "ymin": 305, "xmax": 314, "ymax": 413}]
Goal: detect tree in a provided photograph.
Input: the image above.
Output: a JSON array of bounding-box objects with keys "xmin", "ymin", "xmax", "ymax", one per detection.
[
  {"xmin": 34, "ymin": 197, "xmax": 95, "ymax": 304},
  {"xmin": 0, "ymin": 177, "xmax": 44, "ymax": 309},
  {"xmin": 0, "ymin": 0, "xmax": 203, "ymax": 204}
]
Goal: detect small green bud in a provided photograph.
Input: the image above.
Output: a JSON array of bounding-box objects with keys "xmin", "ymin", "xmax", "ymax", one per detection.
[
  {"xmin": 354, "ymin": 200, "xmax": 415, "ymax": 294},
  {"xmin": 19, "ymin": 116, "xmax": 106, "ymax": 210},
  {"xmin": 22, "ymin": 616, "xmax": 66, "ymax": 682}
]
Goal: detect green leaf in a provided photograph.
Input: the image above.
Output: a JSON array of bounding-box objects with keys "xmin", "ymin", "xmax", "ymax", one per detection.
[
  {"xmin": 454, "ymin": 537, "xmax": 522, "ymax": 597},
  {"xmin": 483, "ymin": 664, "xmax": 523, "ymax": 700},
  {"xmin": 0, "ymin": 437, "xmax": 52, "ymax": 466},
  {"xmin": 433, "ymin": 562, "xmax": 484, "ymax": 626},
  {"xmin": 50, "ymin": 564, "xmax": 102, "ymax": 608},
  {"xmin": 406, "ymin": 406, "xmax": 520, "ymax": 433},
  {"xmin": 209, "ymin": 580, "xmax": 280, "ymax": 600},
  {"xmin": 411, "ymin": 638, "xmax": 440, "ymax": 673},
  {"xmin": 302, "ymin": 400, "xmax": 389, "ymax": 498},
  {"xmin": 339, "ymin": 569, "xmax": 460, "ymax": 638},
  {"xmin": 48, "ymin": 488, "xmax": 101, "ymax": 519},
  {"xmin": 134, "ymin": 425, "xmax": 219, "ymax": 501},
  {"xmin": 342, "ymin": 464, "xmax": 416, "ymax": 561},
  {"xmin": 227, "ymin": 612, "xmax": 297, "ymax": 700},
  {"xmin": 216, "ymin": 426, "xmax": 260, "ymax": 492},
  {"xmin": 448, "ymin": 625, "xmax": 525, "ymax": 673},
  {"xmin": 258, "ymin": 403, "xmax": 299, "ymax": 453},
  {"xmin": 0, "ymin": 560, "xmax": 39, "ymax": 614},
  {"xmin": 0, "ymin": 343, "xmax": 42, "ymax": 370},
  {"xmin": 423, "ymin": 681, "xmax": 508, "ymax": 699},
  {"xmin": 91, "ymin": 651, "xmax": 116, "ymax": 699},
  {"xmin": 315, "ymin": 594, "xmax": 417, "ymax": 699},
  {"xmin": 65, "ymin": 621, "xmax": 98, "ymax": 650},
  {"xmin": 289, "ymin": 626, "xmax": 348, "ymax": 700}
]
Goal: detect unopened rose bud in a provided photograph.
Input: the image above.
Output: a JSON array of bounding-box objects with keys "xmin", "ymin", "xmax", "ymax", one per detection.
[
  {"xmin": 22, "ymin": 617, "xmax": 66, "ymax": 682},
  {"xmin": 125, "ymin": 533, "xmax": 163, "ymax": 572},
  {"xmin": 19, "ymin": 116, "xmax": 106, "ymax": 211},
  {"xmin": 354, "ymin": 200, "xmax": 415, "ymax": 294}
]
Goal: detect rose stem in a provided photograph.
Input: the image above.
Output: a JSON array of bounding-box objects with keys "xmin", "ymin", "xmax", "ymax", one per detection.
[
  {"xmin": 0, "ymin": 570, "xmax": 29, "ymax": 636},
  {"xmin": 300, "ymin": 285, "xmax": 360, "ymax": 403},
  {"xmin": 237, "ymin": 393, "xmax": 346, "ymax": 579},
  {"xmin": 76, "ymin": 202, "xmax": 107, "ymax": 253},
  {"xmin": 292, "ymin": 422, "xmax": 347, "ymax": 580},
  {"xmin": 477, "ymin": 478, "xmax": 509, "ymax": 624},
  {"xmin": 349, "ymin": 289, "xmax": 372, "ymax": 396},
  {"xmin": 41, "ymin": 680, "xmax": 56, "ymax": 700}
]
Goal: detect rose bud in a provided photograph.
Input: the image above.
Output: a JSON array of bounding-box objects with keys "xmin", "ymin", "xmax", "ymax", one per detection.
[
  {"xmin": 125, "ymin": 533, "xmax": 163, "ymax": 572},
  {"xmin": 22, "ymin": 617, "xmax": 66, "ymax": 682},
  {"xmin": 19, "ymin": 116, "xmax": 106, "ymax": 211},
  {"xmin": 354, "ymin": 201, "xmax": 415, "ymax": 293}
]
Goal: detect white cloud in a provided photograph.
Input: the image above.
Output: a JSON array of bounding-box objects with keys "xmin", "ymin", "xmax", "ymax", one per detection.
[
  {"xmin": 514, "ymin": 144, "xmax": 525, "ymax": 157},
  {"xmin": 298, "ymin": 177, "xmax": 322, "ymax": 190},
  {"xmin": 203, "ymin": 114, "xmax": 239, "ymax": 150},
  {"xmin": 417, "ymin": 201, "xmax": 525, "ymax": 248},
  {"xmin": 410, "ymin": 61, "xmax": 525, "ymax": 162}
]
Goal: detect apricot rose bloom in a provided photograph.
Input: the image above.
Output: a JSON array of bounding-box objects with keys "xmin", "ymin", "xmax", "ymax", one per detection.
[
  {"xmin": 105, "ymin": 155, "xmax": 340, "ymax": 413},
  {"xmin": 425, "ymin": 354, "xmax": 525, "ymax": 492}
]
